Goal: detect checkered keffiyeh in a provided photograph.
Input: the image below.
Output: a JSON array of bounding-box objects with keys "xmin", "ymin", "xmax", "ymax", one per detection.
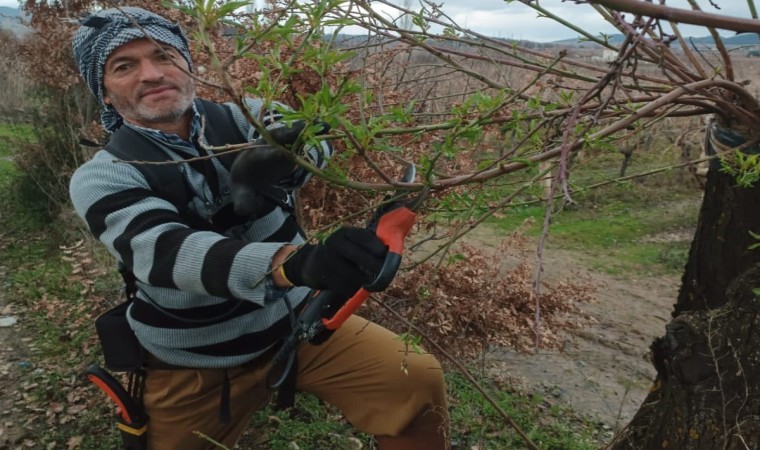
[{"xmin": 71, "ymin": 7, "xmax": 193, "ymax": 131}]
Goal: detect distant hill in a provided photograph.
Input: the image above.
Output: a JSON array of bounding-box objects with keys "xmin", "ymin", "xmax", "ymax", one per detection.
[
  {"xmin": 0, "ymin": 6, "xmax": 30, "ymax": 37},
  {"xmin": 552, "ymin": 32, "xmax": 760, "ymax": 47},
  {"xmin": 692, "ymin": 33, "xmax": 760, "ymax": 46},
  {"xmin": 334, "ymin": 32, "xmax": 759, "ymax": 51}
]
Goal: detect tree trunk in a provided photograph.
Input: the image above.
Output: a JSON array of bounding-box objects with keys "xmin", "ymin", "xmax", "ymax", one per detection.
[{"xmin": 611, "ymin": 127, "xmax": 760, "ymax": 449}]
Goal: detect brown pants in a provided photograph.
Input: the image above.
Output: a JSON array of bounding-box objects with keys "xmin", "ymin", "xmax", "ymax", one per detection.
[{"xmin": 143, "ymin": 316, "xmax": 449, "ymax": 449}]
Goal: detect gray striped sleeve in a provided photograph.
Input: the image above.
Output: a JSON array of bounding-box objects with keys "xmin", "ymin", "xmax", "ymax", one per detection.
[{"xmin": 69, "ymin": 150, "xmax": 277, "ymax": 304}]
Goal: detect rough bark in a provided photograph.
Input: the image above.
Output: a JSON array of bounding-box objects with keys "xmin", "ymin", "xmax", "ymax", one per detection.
[
  {"xmin": 611, "ymin": 140, "xmax": 760, "ymax": 449},
  {"xmin": 677, "ymin": 159, "xmax": 760, "ymax": 314}
]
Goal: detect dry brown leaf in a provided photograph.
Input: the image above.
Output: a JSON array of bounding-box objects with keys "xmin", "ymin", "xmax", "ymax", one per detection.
[
  {"xmin": 67, "ymin": 435, "xmax": 83, "ymax": 450},
  {"xmin": 66, "ymin": 404, "xmax": 86, "ymax": 415}
]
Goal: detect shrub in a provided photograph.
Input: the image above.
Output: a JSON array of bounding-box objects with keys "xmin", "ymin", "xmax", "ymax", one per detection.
[
  {"xmin": 12, "ymin": 87, "xmax": 100, "ymax": 219},
  {"xmin": 364, "ymin": 232, "xmax": 597, "ymax": 360}
]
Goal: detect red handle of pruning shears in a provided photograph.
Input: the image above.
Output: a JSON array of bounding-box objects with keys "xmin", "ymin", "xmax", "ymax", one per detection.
[
  {"xmin": 86, "ymin": 364, "xmax": 141, "ymax": 425},
  {"xmin": 268, "ymin": 174, "xmax": 423, "ymax": 389},
  {"xmin": 86, "ymin": 364, "xmax": 149, "ymax": 448},
  {"xmin": 321, "ymin": 206, "xmax": 417, "ymax": 331}
]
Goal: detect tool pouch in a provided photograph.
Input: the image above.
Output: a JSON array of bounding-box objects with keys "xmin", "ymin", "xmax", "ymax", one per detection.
[
  {"xmin": 117, "ymin": 417, "xmax": 148, "ymax": 450},
  {"xmin": 95, "ymin": 301, "xmax": 144, "ymax": 372}
]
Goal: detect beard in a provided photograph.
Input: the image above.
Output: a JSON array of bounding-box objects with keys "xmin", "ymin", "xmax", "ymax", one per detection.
[{"xmin": 106, "ymin": 77, "xmax": 195, "ymax": 128}]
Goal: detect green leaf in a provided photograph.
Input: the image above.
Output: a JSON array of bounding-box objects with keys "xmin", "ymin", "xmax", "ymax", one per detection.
[
  {"xmin": 217, "ymin": 1, "xmax": 252, "ymax": 17},
  {"xmin": 447, "ymin": 253, "xmax": 465, "ymax": 264},
  {"xmin": 443, "ymin": 26, "xmax": 457, "ymax": 37},
  {"xmin": 477, "ymin": 159, "xmax": 496, "ymax": 170},
  {"xmin": 396, "ymin": 333, "xmax": 423, "ymax": 353},
  {"xmin": 509, "ymin": 157, "xmax": 537, "ymax": 168}
]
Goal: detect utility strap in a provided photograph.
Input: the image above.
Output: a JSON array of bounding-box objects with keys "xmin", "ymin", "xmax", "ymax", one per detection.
[
  {"xmin": 219, "ymin": 369, "xmax": 231, "ymax": 423},
  {"xmin": 274, "ymin": 357, "xmax": 297, "ymax": 410}
]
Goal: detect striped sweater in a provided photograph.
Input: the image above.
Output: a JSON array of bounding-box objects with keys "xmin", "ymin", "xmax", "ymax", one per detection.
[{"xmin": 69, "ymin": 98, "xmax": 331, "ymax": 368}]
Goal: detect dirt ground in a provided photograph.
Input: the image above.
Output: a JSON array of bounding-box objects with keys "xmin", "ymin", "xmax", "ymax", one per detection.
[
  {"xmin": 491, "ymin": 249, "xmax": 677, "ymax": 428},
  {"xmin": 0, "ymin": 234, "xmax": 45, "ymax": 449},
  {"xmin": 457, "ymin": 227, "xmax": 682, "ymax": 436},
  {"xmin": 0, "ymin": 292, "xmax": 31, "ymax": 448}
]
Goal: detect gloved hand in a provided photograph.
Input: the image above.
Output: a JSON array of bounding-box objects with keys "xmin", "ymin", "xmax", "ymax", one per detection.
[
  {"xmin": 230, "ymin": 121, "xmax": 329, "ymax": 217},
  {"xmin": 283, "ymin": 227, "xmax": 388, "ymax": 297}
]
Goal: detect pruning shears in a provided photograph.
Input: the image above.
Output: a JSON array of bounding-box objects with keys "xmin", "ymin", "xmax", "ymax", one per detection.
[{"xmin": 268, "ymin": 164, "xmax": 428, "ymax": 389}]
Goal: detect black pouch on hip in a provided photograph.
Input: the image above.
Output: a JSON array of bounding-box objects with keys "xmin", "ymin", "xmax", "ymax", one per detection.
[{"xmin": 95, "ymin": 301, "xmax": 144, "ymax": 372}]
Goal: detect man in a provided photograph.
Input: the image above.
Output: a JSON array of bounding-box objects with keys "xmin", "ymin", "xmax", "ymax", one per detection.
[{"xmin": 69, "ymin": 6, "xmax": 449, "ymax": 450}]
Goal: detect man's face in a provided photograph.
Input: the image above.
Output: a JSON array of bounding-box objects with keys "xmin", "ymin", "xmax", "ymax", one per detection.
[{"xmin": 102, "ymin": 38, "xmax": 194, "ymax": 131}]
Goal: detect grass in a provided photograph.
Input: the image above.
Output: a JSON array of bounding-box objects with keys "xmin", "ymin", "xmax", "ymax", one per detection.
[
  {"xmin": 0, "ymin": 122, "xmax": 34, "ymax": 158},
  {"xmin": 247, "ymin": 394, "xmax": 370, "ymax": 449},
  {"xmin": 485, "ymin": 146, "xmax": 704, "ymax": 276},
  {"xmin": 243, "ymin": 372, "xmax": 603, "ymax": 450},
  {"xmin": 446, "ymin": 373, "xmax": 602, "ymax": 450}
]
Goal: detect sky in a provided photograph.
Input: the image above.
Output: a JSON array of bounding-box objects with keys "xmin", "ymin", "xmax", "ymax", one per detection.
[
  {"xmin": 439, "ymin": 0, "xmax": 753, "ymax": 41},
  {"xmin": 0, "ymin": 0, "xmax": 754, "ymax": 42}
]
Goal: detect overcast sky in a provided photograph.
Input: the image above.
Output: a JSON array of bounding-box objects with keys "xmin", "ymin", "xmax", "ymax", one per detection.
[
  {"xmin": 0, "ymin": 0, "xmax": 753, "ymax": 42},
  {"xmin": 444, "ymin": 0, "xmax": 751, "ymax": 41}
]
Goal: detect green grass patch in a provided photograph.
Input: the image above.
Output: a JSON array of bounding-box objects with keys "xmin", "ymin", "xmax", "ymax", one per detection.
[
  {"xmin": 0, "ymin": 151, "xmax": 52, "ymax": 232},
  {"xmin": 243, "ymin": 372, "xmax": 603, "ymax": 450},
  {"xmin": 447, "ymin": 372, "xmax": 602, "ymax": 450},
  {"xmin": 248, "ymin": 394, "xmax": 370, "ymax": 449},
  {"xmin": 489, "ymin": 172, "xmax": 701, "ymax": 276},
  {"xmin": 0, "ymin": 122, "xmax": 34, "ymax": 158}
]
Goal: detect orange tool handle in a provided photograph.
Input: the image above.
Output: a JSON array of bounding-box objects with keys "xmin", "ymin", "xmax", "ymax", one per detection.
[
  {"xmin": 322, "ymin": 206, "xmax": 417, "ymax": 331},
  {"xmin": 86, "ymin": 365, "xmax": 136, "ymax": 424},
  {"xmin": 375, "ymin": 206, "xmax": 417, "ymax": 254},
  {"xmin": 322, "ymin": 288, "xmax": 371, "ymax": 331}
]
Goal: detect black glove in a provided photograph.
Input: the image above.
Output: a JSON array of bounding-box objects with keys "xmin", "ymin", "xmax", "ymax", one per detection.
[
  {"xmin": 230, "ymin": 121, "xmax": 330, "ymax": 217},
  {"xmin": 283, "ymin": 227, "xmax": 388, "ymax": 297}
]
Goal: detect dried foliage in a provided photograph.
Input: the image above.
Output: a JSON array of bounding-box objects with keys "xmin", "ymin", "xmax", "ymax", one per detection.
[
  {"xmin": 0, "ymin": 30, "xmax": 32, "ymax": 119},
  {"xmin": 19, "ymin": 1, "xmax": 83, "ymax": 91},
  {"xmin": 365, "ymin": 233, "xmax": 596, "ymax": 360}
]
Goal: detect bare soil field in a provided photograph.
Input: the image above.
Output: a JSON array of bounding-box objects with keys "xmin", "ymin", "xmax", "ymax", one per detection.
[
  {"xmin": 460, "ymin": 226, "xmax": 683, "ymax": 435},
  {"xmin": 491, "ymin": 249, "xmax": 677, "ymax": 429}
]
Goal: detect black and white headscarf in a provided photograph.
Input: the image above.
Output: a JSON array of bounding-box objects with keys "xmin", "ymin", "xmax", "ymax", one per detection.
[{"xmin": 71, "ymin": 7, "xmax": 193, "ymax": 132}]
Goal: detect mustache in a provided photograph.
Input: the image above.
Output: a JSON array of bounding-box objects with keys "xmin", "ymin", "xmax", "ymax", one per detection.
[{"xmin": 138, "ymin": 82, "xmax": 180, "ymax": 98}]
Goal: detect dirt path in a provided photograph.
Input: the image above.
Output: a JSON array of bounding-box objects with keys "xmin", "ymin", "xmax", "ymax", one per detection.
[
  {"xmin": 0, "ymin": 284, "xmax": 32, "ymax": 448},
  {"xmin": 491, "ymin": 250, "xmax": 677, "ymax": 428},
  {"xmin": 459, "ymin": 227, "xmax": 680, "ymax": 433}
]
